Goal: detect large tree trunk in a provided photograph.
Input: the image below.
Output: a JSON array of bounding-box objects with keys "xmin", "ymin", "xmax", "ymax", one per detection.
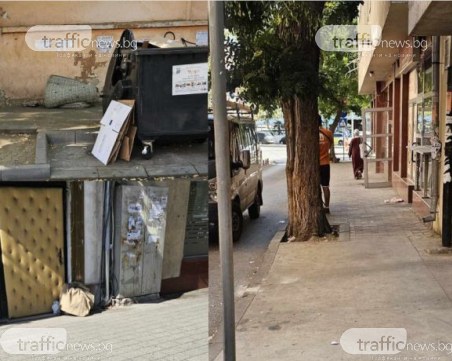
[
  {"xmin": 278, "ymin": 1, "xmax": 328, "ymax": 241},
  {"xmin": 283, "ymin": 97, "xmax": 323, "ymax": 240}
]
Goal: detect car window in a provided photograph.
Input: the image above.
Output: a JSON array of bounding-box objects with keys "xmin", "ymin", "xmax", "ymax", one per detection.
[
  {"xmin": 231, "ymin": 124, "xmax": 241, "ymax": 163},
  {"xmin": 240, "ymin": 124, "xmax": 251, "ymax": 150},
  {"xmin": 243, "ymin": 125, "xmax": 257, "ymax": 163}
]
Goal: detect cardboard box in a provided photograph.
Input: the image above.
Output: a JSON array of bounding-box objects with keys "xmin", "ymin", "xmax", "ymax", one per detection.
[
  {"xmin": 92, "ymin": 100, "xmax": 134, "ymax": 165},
  {"xmin": 119, "ymin": 125, "xmax": 137, "ymax": 162}
]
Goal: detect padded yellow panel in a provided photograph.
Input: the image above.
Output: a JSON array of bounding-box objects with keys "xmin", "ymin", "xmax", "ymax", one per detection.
[{"xmin": 0, "ymin": 187, "xmax": 65, "ymax": 318}]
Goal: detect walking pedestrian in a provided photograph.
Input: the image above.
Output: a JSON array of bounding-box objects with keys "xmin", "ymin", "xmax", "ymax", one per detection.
[
  {"xmin": 319, "ymin": 116, "xmax": 333, "ymax": 213},
  {"xmin": 348, "ymin": 129, "xmax": 363, "ymax": 179}
]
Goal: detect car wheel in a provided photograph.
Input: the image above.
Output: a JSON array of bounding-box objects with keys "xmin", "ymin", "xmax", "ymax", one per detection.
[
  {"xmin": 232, "ymin": 202, "xmax": 243, "ymax": 242},
  {"xmin": 248, "ymin": 191, "xmax": 261, "ymax": 220}
]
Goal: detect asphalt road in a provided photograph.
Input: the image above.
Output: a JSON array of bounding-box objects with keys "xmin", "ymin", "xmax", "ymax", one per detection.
[{"xmin": 208, "ymin": 160, "xmax": 288, "ymax": 342}]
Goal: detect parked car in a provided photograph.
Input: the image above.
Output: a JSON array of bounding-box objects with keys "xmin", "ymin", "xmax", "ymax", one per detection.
[
  {"xmin": 272, "ymin": 131, "xmax": 286, "ymax": 144},
  {"xmin": 256, "ymin": 131, "xmax": 276, "ymax": 144},
  {"xmin": 281, "ymin": 132, "xmax": 348, "ymax": 146},
  {"xmin": 208, "ymin": 114, "xmax": 263, "ymax": 242},
  {"xmin": 334, "ymin": 132, "xmax": 350, "ymax": 146}
]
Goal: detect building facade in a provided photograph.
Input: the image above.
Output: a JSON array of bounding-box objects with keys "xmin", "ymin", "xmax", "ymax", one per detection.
[
  {"xmin": 358, "ymin": 1, "xmax": 452, "ymax": 246},
  {"xmin": 0, "ymin": 1, "xmax": 208, "ymax": 319},
  {"xmin": 0, "ymin": 1, "xmax": 208, "ymax": 103}
]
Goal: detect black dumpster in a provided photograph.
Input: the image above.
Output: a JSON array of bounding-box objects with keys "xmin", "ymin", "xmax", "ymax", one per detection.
[{"xmin": 103, "ymin": 30, "xmax": 208, "ymax": 158}]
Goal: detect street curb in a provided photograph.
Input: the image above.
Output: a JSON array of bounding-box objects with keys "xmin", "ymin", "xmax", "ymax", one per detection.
[
  {"xmin": 46, "ymin": 130, "xmax": 98, "ymax": 145},
  {"xmin": 46, "ymin": 131, "xmax": 76, "ymax": 145},
  {"xmin": 0, "ymin": 128, "xmax": 37, "ymax": 134},
  {"xmin": 247, "ymin": 230, "xmax": 285, "ymax": 291},
  {"xmin": 75, "ymin": 130, "xmax": 97, "ymax": 144},
  {"xmin": 209, "ymin": 229, "xmax": 285, "ymax": 361},
  {"xmin": 35, "ymin": 131, "xmax": 48, "ymax": 164},
  {"xmin": 0, "ymin": 163, "xmax": 50, "ymax": 181}
]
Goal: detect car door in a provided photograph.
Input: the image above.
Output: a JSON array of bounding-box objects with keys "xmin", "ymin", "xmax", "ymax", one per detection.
[{"xmin": 244, "ymin": 125, "xmax": 260, "ymax": 207}]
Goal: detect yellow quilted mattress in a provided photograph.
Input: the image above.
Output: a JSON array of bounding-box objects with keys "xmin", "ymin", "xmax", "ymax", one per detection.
[{"xmin": 0, "ymin": 187, "xmax": 65, "ymax": 318}]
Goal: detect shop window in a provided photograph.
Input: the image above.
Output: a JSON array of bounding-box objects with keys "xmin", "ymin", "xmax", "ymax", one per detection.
[
  {"xmin": 412, "ymin": 63, "xmax": 434, "ymax": 198},
  {"xmin": 424, "ymin": 67, "xmax": 433, "ymax": 94}
]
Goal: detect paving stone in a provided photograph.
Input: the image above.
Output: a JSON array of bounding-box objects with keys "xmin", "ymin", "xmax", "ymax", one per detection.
[
  {"xmin": 227, "ymin": 162, "xmax": 452, "ymax": 361},
  {"xmin": 0, "ymin": 289, "xmax": 208, "ymax": 360}
]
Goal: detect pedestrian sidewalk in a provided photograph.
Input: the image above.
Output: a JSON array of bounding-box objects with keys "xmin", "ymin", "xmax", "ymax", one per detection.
[
  {"xmin": 0, "ymin": 289, "xmax": 208, "ymax": 361},
  {"xmin": 216, "ymin": 163, "xmax": 452, "ymax": 360}
]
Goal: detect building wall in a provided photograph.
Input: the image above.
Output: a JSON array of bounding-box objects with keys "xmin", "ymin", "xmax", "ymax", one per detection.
[
  {"xmin": 357, "ymin": 0, "xmax": 391, "ymax": 93},
  {"xmin": 359, "ymin": 0, "xmax": 452, "ymax": 240},
  {"xmin": 0, "ymin": 1, "xmax": 207, "ymax": 26},
  {"xmin": 0, "ymin": 1, "xmax": 208, "ymax": 102},
  {"xmin": 433, "ymin": 37, "xmax": 449, "ymax": 234}
]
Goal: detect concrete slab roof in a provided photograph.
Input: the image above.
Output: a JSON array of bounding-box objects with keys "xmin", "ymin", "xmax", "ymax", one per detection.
[
  {"xmin": 358, "ymin": 2, "xmax": 409, "ymax": 95},
  {"xmin": 409, "ymin": 1, "xmax": 452, "ymax": 36}
]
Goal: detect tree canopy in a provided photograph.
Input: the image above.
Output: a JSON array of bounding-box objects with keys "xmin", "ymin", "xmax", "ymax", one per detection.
[
  {"xmin": 226, "ymin": 1, "xmax": 362, "ymax": 113},
  {"xmin": 319, "ymin": 51, "xmax": 369, "ymax": 122}
]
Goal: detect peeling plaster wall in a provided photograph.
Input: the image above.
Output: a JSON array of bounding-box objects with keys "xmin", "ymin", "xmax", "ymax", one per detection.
[
  {"xmin": 0, "ymin": 1, "xmax": 207, "ymax": 102},
  {"xmin": 0, "ymin": 1, "xmax": 207, "ymax": 26}
]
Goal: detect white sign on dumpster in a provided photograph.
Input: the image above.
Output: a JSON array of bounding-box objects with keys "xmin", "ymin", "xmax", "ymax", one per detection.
[
  {"xmin": 172, "ymin": 62, "xmax": 208, "ymax": 96},
  {"xmin": 92, "ymin": 100, "xmax": 133, "ymax": 165},
  {"xmin": 196, "ymin": 31, "xmax": 208, "ymax": 46},
  {"xmin": 96, "ymin": 35, "xmax": 114, "ymax": 53}
]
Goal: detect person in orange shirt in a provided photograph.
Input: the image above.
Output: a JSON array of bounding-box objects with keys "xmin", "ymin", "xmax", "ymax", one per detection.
[{"xmin": 319, "ymin": 115, "xmax": 333, "ymax": 213}]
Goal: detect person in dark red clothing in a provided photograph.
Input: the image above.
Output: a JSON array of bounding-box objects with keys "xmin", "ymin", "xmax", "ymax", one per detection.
[{"xmin": 348, "ymin": 129, "xmax": 363, "ymax": 179}]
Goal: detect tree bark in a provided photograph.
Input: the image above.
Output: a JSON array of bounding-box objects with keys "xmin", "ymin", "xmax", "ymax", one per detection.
[
  {"xmin": 283, "ymin": 96, "xmax": 323, "ymax": 241},
  {"xmin": 279, "ymin": 1, "xmax": 328, "ymax": 241}
]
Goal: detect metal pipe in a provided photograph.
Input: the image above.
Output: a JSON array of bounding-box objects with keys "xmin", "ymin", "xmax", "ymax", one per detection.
[
  {"xmin": 104, "ymin": 181, "xmax": 111, "ymax": 302},
  {"xmin": 209, "ymin": 2, "xmax": 236, "ymax": 360},
  {"xmin": 66, "ymin": 182, "xmax": 72, "ymax": 283}
]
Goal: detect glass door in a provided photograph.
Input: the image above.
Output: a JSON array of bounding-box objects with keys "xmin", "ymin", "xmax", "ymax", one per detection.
[{"xmin": 362, "ymin": 107, "xmax": 393, "ymax": 188}]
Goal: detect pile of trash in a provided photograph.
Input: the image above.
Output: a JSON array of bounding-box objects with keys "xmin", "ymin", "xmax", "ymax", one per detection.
[
  {"xmin": 384, "ymin": 197, "xmax": 404, "ymax": 204},
  {"xmin": 58, "ymin": 282, "xmax": 95, "ymax": 317},
  {"xmin": 44, "ymin": 75, "xmax": 98, "ymax": 108},
  {"xmin": 110, "ymin": 294, "xmax": 134, "ymax": 308}
]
